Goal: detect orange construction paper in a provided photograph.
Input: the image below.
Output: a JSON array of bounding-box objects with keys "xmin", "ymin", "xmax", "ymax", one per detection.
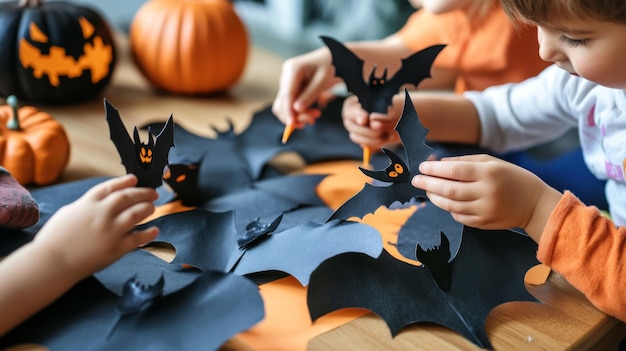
[{"xmin": 237, "ymin": 276, "xmax": 369, "ymax": 351}]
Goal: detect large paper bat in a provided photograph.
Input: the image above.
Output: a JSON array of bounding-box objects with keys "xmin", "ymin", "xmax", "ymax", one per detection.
[
  {"xmin": 105, "ymin": 99, "xmax": 174, "ymax": 188},
  {"xmin": 321, "ymin": 35, "xmax": 445, "ymax": 113},
  {"xmin": 307, "ymin": 227, "xmax": 541, "ymax": 349},
  {"xmin": 329, "ymin": 90, "xmax": 432, "ymax": 220},
  {"xmin": 0, "ymin": 270, "xmax": 264, "ymax": 351},
  {"xmin": 139, "ymin": 208, "xmax": 382, "ymax": 286}
]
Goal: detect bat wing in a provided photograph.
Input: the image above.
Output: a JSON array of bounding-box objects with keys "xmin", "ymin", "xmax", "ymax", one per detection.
[
  {"xmin": 321, "ymin": 36, "xmax": 371, "ymax": 107},
  {"xmin": 308, "ymin": 227, "xmax": 540, "ymax": 349},
  {"xmin": 383, "ymin": 44, "xmax": 446, "ymax": 108},
  {"xmin": 104, "ymin": 99, "xmax": 136, "ymax": 173},
  {"xmin": 136, "ymin": 209, "xmax": 243, "ymax": 272},
  {"xmin": 232, "ymin": 220, "xmax": 383, "ymax": 286},
  {"xmin": 329, "ymin": 182, "xmax": 420, "ymax": 221},
  {"xmin": 395, "ymin": 89, "xmax": 433, "ymax": 179}
]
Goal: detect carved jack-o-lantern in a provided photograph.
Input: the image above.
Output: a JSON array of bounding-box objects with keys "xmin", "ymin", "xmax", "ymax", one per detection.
[{"xmin": 0, "ymin": 0, "xmax": 116, "ymax": 104}]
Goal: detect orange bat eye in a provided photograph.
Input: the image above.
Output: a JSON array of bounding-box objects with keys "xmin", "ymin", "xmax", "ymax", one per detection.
[
  {"xmin": 176, "ymin": 174, "xmax": 186, "ymax": 183},
  {"xmin": 388, "ymin": 171, "xmax": 398, "ymax": 178},
  {"xmin": 394, "ymin": 163, "xmax": 404, "ymax": 174}
]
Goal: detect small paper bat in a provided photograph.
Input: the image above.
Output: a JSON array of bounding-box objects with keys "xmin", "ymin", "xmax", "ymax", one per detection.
[
  {"xmin": 105, "ymin": 99, "xmax": 174, "ymax": 188},
  {"xmin": 329, "ymin": 90, "xmax": 432, "ymax": 220},
  {"xmin": 321, "ymin": 35, "xmax": 445, "ymax": 113}
]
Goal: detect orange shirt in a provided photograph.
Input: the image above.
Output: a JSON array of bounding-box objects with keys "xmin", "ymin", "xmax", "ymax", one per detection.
[
  {"xmin": 539, "ymin": 192, "xmax": 626, "ymax": 322},
  {"xmin": 396, "ymin": 4, "xmax": 550, "ymax": 92}
]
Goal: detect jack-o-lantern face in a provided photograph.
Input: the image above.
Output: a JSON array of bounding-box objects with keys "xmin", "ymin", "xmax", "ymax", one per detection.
[
  {"xmin": 133, "ymin": 129, "xmax": 155, "ymax": 169},
  {"xmin": 19, "ymin": 17, "xmax": 113, "ymax": 87},
  {"xmin": 0, "ymin": 0, "xmax": 117, "ymax": 104},
  {"xmin": 360, "ymin": 148, "xmax": 410, "ymax": 183}
]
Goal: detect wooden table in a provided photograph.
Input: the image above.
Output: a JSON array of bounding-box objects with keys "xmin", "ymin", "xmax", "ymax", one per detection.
[{"xmin": 29, "ymin": 37, "xmax": 626, "ymax": 351}]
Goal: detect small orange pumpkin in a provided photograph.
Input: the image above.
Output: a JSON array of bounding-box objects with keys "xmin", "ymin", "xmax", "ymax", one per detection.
[
  {"xmin": 0, "ymin": 95, "xmax": 71, "ymax": 185},
  {"xmin": 129, "ymin": 0, "xmax": 249, "ymax": 95}
]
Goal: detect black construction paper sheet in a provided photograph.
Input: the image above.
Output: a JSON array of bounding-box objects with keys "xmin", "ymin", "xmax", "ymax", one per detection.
[
  {"xmin": 138, "ymin": 208, "xmax": 384, "ymax": 286},
  {"xmin": 307, "ymin": 227, "xmax": 540, "ymax": 349},
  {"xmin": 397, "ymin": 200, "xmax": 463, "ymax": 262},
  {"xmin": 94, "ymin": 249, "xmax": 201, "ymax": 296},
  {"xmin": 329, "ymin": 90, "xmax": 432, "ymax": 220},
  {"xmin": 202, "ymin": 174, "xmax": 327, "ymax": 232},
  {"xmin": 232, "ymin": 219, "xmax": 383, "ymax": 286},
  {"xmin": 0, "ymin": 270, "xmax": 264, "ymax": 351}
]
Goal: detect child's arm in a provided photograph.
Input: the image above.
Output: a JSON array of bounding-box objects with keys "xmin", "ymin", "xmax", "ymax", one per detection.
[
  {"xmin": 0, "ymin": 174, "xmax": 159, "ymax": 336},
  {"xmin": 414, "ymin": 154, "xmax": 626, "ymax": 321},
  {"xmin": 538, "ymin": 192, "xmax": 626, "ymax": 322}
]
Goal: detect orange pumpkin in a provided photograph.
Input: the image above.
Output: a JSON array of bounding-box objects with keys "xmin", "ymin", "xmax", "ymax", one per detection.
[
  {"xmin": 129, "ymin": 0, "xmax": 249, "ymax": 95},
  {"xmin": 0, "ymin": 95, "xmax": 71, "ymax": 185}
]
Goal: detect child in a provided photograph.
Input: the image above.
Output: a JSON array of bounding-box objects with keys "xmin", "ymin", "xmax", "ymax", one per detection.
[
  {"xmin": 272, "ymin": 0, "xmax": 548, "ymax": 128},
  {"xmin": 0, "ymin": 174, "xmax": 159, "ymax": 336},
  {"xmin": 272, "ymin": 0, "xmax": 607, "ymax": 209},
  {"xmin": 345, "ymin": 0, "xmax": 626, "ymax": 321}
]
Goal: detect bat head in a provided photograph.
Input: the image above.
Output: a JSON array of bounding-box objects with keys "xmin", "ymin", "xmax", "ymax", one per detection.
[
  {"xmin": 133, "ymin": 127, "xmax": 155, "ymax": 168},
  {"xmin": 238, "ymin": 214, "xmax": 283, "ymax": 250},
  {"xmin": 368, "ymin": 66, "xmax": 388, "ymax": 89},
  {"xmin": 359, "ymin": 148, "xmax": 410, "ymax": 183}
]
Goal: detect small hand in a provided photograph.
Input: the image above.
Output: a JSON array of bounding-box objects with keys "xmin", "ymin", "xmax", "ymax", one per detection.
[
  {"xmin": 272, "ymin": 48, "xmax": 339, "ymax": 129},
  {"xmin": 34, "ymin": 174, "xmax": 159, "ymax": 280},
  {"xmin": 341, "ymin": 94, "xmax": 402, "ymax": 150},
  {"xmin": 412, "ymin": 154, "xmax": 561, "ymax": 239}
]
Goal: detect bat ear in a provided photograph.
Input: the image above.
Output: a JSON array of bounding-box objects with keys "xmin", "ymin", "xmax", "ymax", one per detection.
[{"xmin": 133, "ymin": 127, "xmax": 142, "ymax": 145}]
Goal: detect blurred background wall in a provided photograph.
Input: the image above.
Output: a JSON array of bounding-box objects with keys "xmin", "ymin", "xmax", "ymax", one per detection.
[{"xmin": 1, "ymin": 0, "xmax": 418, "ymax": 57}]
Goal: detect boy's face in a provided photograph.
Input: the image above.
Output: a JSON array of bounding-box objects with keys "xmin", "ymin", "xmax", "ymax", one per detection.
[{"xmin": 537, "ymin": 18, "xmax": 626, "ymax": 89}]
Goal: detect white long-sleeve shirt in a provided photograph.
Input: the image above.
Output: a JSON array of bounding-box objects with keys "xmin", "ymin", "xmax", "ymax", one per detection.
[{"xmin": 465, "ymin": 64, "xmax": 626, "ymax": 225}]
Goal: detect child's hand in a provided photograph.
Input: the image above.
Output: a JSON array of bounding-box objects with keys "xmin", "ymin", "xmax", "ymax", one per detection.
[
  {"xmin": 341, "ymin": 94, "xmax": 402, "ymax": 150},
  {"xmin": 33, "ymin": 174, "xmax": 159, "ymax": 280},
  {"xmin": 272, "ymin": 48, "xmax": 340, "ymax": 128},
  {"xmin": 412, "ymin": 154, "xmax": 562, "ymax": 240}
]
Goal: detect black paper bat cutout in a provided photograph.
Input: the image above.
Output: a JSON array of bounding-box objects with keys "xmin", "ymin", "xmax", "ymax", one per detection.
[
  {"xmin": 321, "ymin": 35, "xmax": 445, "ymax": 114},
  {"xmin": 0, "ymin": 270, "xmax": 264, "ymax": 351},
  {"xmin": 105, "ymin": 99, "xmax": 175, "ymax": 188},
  {"xmin": 139, "ymin": 207, "xmax": 383, "ymax": 286},
  {"xmin": 307, "ymin": 226, "xmax": 541, "ymax": 349},
  {"xmin": 329, "ymin": 90, "xmax": 432, "ymax": 220},
  {"xmin": 116, "ymin": 273, "xmax": 164, "ymax": 316}
]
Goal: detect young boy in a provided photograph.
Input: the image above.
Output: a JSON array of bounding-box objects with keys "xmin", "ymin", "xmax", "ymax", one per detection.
[
  {"xmin": 0, "ymin": 174, "xmax": 159, "ymax": 336},
  {"xmin": 343, "ymin": 0, "xmax": 626, "ymax": 321}
]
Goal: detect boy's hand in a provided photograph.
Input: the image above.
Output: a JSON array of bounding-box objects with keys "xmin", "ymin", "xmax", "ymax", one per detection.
[
  {"xmin": 33, "ymin": 174, "xmax": 159, "ymax": 280},
  {"xmin": 412, "ymin": 154, "xmax": 561, "ymax": 239}
]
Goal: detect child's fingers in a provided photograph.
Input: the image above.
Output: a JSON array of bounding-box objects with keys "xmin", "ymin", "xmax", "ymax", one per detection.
[
  {"xmin": 413, "ymin": 174, "xmax": 478, "ymax": 202},
  {"xmin": 418, "ymin": 160, "xmax": 481, "ymax": 182},
  {"xmin": 103, "ymin": 187, "xmax": 158, "ymax": 218},
  {"xmin": 126, "ymin": 226, "xmax": 160, "ymax": 249},
  {"xmin": 85, "ymin": 175, "xmax": 138, "ymax": 200},
  {"xmin": 115, "ymin": 201, "xmax": 156, "ymax": 228}
]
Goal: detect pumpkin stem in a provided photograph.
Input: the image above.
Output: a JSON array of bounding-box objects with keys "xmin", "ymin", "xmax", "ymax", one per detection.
[
  {"xmin": 18, "ymin": 0, "xmax": 42, "ymax": 7},
  {"xmin": 6, "ymin": 95, "xmax": 21, "ymax": 131}
]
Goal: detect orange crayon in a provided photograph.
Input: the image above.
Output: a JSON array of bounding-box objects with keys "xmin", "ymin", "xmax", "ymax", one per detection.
[{"xmin": 281, "ymin": 123, "xmax": 295, "ymax": 144}]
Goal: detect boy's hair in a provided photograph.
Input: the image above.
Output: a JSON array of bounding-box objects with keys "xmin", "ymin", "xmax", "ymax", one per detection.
[{"xmin": 500, "ymin": 0, "xmax": 626, "ymax": 25}]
